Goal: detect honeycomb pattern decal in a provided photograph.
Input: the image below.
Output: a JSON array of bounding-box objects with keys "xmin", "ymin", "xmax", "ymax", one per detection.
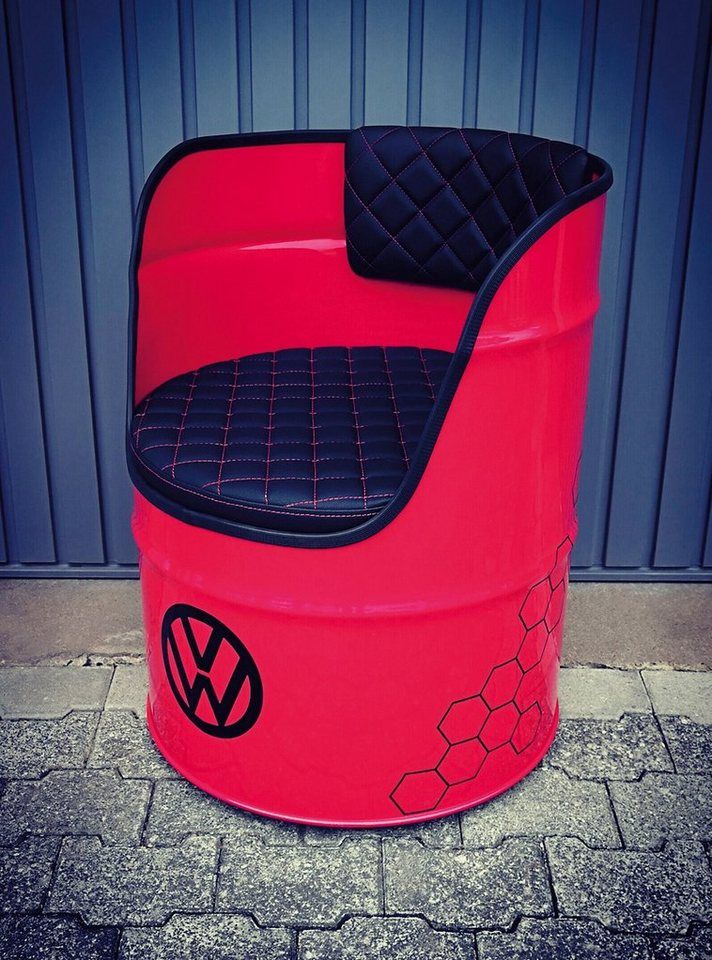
[{"xmin": 390, "ymin": 533, "xmax": 574, "ymax": 816}]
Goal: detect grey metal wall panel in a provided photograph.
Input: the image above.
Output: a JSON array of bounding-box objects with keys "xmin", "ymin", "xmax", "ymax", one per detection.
[
  {"xmin": 250, "ymin": 0, "xmax": 294, "ymax": 130},
  {"xmin": 6, "ymin": 0, "xmax": 104, "ymax": 563},
  {"xmin": 0, "ymin": 7, "xmax": 55, "ymax": 563},
  {"xmin": 477, "ymin": 0, "xmax": 525, "ymax": 132},
  {"xmin": 532, "ymin": 0, "xmax": 585, "ymax": 142},
  {"xmin": 70, "ymin": 0, "xmax": 136, "ymax": 564},
  {"xmin": 193, "ymin": 0, "xmax": 238, "ymax": 136},
  {"xmin": 364, "ymin": 0, "xmax": 409, "ymax": 125},
  {"xmin": 134, "ymin": 0, "xmax": 184, "ymax": 173},
  {"xmin": 420, "ymin": 0, "xmax": 468, "ymax": 128},
  {"xmin": 605, "ymin": 0, "xmax": 709, "ymax": 568},
  {"xmin": 1, "ymin": 0, "xmax": 710, "ymax": 579},
  {"xmin": 655, "ymin": 58, "xmax": 712, "ymax": 568},
  {"xmin": 308, "ymin": 0, "xmax": 351, "ymax": 128},
  {"xmin": 573, "ymin": 0, "xmax": 652, "ymax": 570}
]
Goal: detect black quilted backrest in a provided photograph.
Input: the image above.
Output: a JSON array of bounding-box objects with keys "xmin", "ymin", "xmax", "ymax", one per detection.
[{"xmin": 344, "ymin": 125, "xmax": 597, "ymax": 291}]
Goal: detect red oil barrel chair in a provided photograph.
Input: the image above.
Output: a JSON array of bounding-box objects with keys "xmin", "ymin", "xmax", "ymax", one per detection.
[{"xmin": 127, "ymin": 126, "xmax": 612, "ymax": 826}]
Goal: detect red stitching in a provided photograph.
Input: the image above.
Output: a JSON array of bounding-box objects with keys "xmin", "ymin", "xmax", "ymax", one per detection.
[
  {"xmin": 346, "ymin": 127, "xmax": 454, "ymax": 229},
  {"xmin": 462, "ymin": 146, "xmax": 585, "ymax": 281},
  {"xmin": 419, "ymin": 348, "xmax": 435, "ymax": 401},
  {"xmin": 131, "ymin": 440, "xmax": 378, "ymax": 519},
  {"xmin": 346, "ymin": 132, "xmax": 448, "ymax": 285},
  {"xmin": 409, "ymin": 135, "xmax": 547, "ymax": 277},
  {"xmin": 346, "ymin": 128, "xmax": 524, "ymax": 286},
  {"xmin": 132, "ymin": 392, "xmax": 153, "ymax": 443},
  {"xmin": 547, "ymin": 140, "xmax": 565, "ymax": 194},
  {"xmin": 132, "ymin": 347, "xmax": 451, "ymax": 521},
  {"xmin": 263, "ymin": 352, "xmax": 276, "ymax": 504},
  {"xmin": 169, "ymin": 370, "xmax": 197, "ymax": 479},
  {"xmin": 346, "ymin": 348, "xmax": 368, "ymax": 510},
  {"xmin": 505, "ymin": 131, "xmax": 537, "ymax": 224},
  {"xmin": 284, "ymin": 494, "xmax": 389, "ymax": 508},
  {"xmin": 309, "ymin": 347, "xmax": 318, "ymax": 508},
  {"xmin": 166, "ymin": 379, "xmax": 399, "ymax": 388},
  {"xmin": 141, "ymin": 436, "xmax": 408, "ymax": 452},
  {"xmin": 454, "ymin": 129, "xmax": 519, "ymax": 237},
  {"xmin": 202, "ymin": 474, "xmax": 400, "ymax": 487},
  {"xmin": 216, "ymin": 360, "xmax": 239, "ymax": 497},
  {"xmin": 345, "ymin": 125, "xmax": 400, "ymax": 173},
  {"xmin": 143, "ymin": 393, "xmax": 407, "ymax": 402},
  {"xmin": 382, "ymin": 348, "xmax": 409, "ymax": 468},
  {"xmin": 162, "ymin": 454, "xmax": 416, "ymax": 468},
  {"xmin": 346, "ymin": 128, "xmax": 584, "ymax": 289}
]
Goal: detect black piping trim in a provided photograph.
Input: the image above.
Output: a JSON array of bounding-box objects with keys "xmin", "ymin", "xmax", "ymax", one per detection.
[{"xmin": 126, "ymin": 130, "xmax": 613, "ymax": 549}]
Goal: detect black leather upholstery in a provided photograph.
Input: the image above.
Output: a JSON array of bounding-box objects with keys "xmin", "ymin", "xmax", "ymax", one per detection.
[
  {"xmin": 130, "ymin": 347, "xmax": 451, "ymax": 534},
  {"xmin": 345, "ymin": 125, "xmax": 595, "ymax": 290}
]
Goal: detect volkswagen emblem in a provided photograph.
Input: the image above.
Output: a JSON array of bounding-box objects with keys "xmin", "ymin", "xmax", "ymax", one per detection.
[{"xmin": 161, "ymin": 603, "xmax": 263, "ymax": 738}]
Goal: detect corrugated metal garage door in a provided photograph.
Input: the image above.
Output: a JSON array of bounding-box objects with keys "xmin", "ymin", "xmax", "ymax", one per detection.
[{"xmin": 1, "ymin": 0, "xmax": 710, "ymax": 580}]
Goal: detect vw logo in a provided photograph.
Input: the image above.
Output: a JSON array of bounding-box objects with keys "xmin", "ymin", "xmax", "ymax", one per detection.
[{"xmin": 161, "ymin": 603, "xmax": 263, "ymax": 738}]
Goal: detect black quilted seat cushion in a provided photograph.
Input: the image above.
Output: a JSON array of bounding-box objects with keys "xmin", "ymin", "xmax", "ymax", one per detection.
[
  {"xmin": 345, "ymin": 125, "xmax": 595, "ymax": 290},
  {"xmin": 130, "ymin": 346, "xmax": 452, "ymax": 534}
]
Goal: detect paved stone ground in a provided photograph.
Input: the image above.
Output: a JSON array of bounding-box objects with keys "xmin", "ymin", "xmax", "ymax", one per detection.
[{"xmin": 0, "ymin": 664, "xmax": 709, "ymax": 958}]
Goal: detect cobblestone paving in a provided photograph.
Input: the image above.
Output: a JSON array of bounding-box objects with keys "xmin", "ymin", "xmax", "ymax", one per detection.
[{"xmin": 0, "ymin": 664, "xmax": 709, "ymax": 958}]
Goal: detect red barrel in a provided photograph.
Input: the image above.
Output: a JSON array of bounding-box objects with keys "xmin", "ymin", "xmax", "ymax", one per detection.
[{"xmin": 129, "ymin": 132, "xmax": 610, "ymax": 826}]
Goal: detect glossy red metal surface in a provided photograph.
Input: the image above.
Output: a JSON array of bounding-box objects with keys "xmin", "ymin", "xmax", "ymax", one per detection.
[{"xmin": 132, "ymin": 140, "xmax": 607, "ymax": 826}]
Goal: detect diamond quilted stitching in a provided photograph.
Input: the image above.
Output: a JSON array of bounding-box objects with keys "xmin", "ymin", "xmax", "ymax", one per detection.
[{"xmin": 346, "ymin": 125, "xmax": 591, "ymax": 291}]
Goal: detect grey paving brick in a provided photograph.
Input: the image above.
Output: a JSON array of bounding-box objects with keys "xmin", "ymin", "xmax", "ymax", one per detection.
[
  {"xmin": 643, "ymin": 671, "xmax": 712, "ymax": 724},
  {"xmin": 0, "ymin": 711, "xmax": 98, "ymax": 778},
  {"xmin": 547, "ymin": 838, "xmax": 712, "ymax": 935},
  {"xmin": 548, "ymin": 714, "xmax": 673, "ymax": 780},
  {"xmin": 461, "ymin": 766, "xmax": 620, "ymax": 848},
  {"xmin": 384, "ymin": 837, "xmax": 551, "ymax": 928},
  {"xmin": 145, "ymin": 780, "xmax": 299, "ymax": 844},
  {"xmin": 660, "ymin": 716, "xmax": 712, "ymax": 775},
  {"xmin": 0, "ymin": 769, "xmax": 150, "ymax": 844},
  {"xmin": 0, "ymin": 916, "xmax": 118, "ymax": 959},
  {"xmin": 609, "ymin": 773, "xmax": 712, "ymax": 849},
  {"xmin": 302, "ymin": 814, "xmax": 461, "ymax": 847},
  {"xmin": 105, "ymin": 664, "xmax": 147, "ymax": 715},
  {"xmin": 217, "ymin": 838, "xmax": 380, "ymax": 926},
  {"xmin": 119, "ymin": 914, "xmax": 291, "ymax": 960},
  {"xmin": 88, "ymin": 711, "xmax": 177, "ymax": 779},
  {"xmin": 477, "ymin": 918, "xmax": 650, "ymax": 959},
  {"xmin": 298, "ymin": 917, "xmax": 475, "ymax": 960},
  {"xmin": 559, "ymin": 667, "xmax": 651, "ymax": 720},
  {"xmin": 0, "ymin": 838, "xmax": 58, "ymax": 912},
  {"xmin": 0, "ymin": 666, "xmax": 112, "ymax": 719},
  {"xmin": 653, "ymin": 927, "xmax": 712, "ymax": 959},
  {"xmin": 47, "ymin": 835, "xmax": 218, "ymax": 925}
]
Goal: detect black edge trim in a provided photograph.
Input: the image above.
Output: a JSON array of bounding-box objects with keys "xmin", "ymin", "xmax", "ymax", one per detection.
[{"xmin": 126, "ymin": 130, "xmax": 613, "ymax": 549}]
